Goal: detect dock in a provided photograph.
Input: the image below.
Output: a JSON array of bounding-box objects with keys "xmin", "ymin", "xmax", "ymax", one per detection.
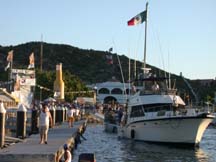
[{"xmin": 0, "ymin": 120, "xmax": 87, "ymax": 162}]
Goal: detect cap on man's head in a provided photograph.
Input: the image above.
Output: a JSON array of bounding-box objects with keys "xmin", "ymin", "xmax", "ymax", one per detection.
[{"xmin": 63, "ymin": 144, "xmax": 68, "ymax": 150}]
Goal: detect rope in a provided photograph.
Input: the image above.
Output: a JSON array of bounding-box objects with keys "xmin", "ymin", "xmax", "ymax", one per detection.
[{"xmin": 36, "ymin": 84, "xmax": 94, "ymax": 94}]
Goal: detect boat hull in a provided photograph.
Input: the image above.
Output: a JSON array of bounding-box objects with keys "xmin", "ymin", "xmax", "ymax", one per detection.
[{"xmin": 119, "ymin": 116, "xmax": 213, "ymax": 146}]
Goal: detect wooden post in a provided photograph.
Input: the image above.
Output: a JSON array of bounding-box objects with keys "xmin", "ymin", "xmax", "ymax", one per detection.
[{"xmin": 0, "ymin": 102, "xmax": 6, "ymax": 148}]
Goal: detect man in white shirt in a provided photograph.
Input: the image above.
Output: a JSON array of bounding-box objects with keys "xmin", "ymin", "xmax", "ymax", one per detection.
[
  {"xmin": 39, "ymin": 103, "xmax": 52, "ymax": 144},
  {"xmin": 67, "ymin": 106, "xmax": 75, "ymax": 127}
]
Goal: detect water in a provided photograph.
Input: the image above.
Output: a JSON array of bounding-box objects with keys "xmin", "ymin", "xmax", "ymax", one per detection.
[{"xmin": 72, "ymin": 124, "xmax": 216, "ymax": 162}]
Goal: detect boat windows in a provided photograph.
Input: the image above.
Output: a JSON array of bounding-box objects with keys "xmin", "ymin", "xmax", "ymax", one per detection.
[
  {"xmin": 130, "ymin": 105, "xmax": 145, "ymax": 118},
  {"xmin": 144, "ymin": 103, "xmax": 172, "ymax": 112}
]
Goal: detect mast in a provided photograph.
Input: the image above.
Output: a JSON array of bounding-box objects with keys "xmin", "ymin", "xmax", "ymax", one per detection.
[
  {"xmin": 128, "ymin": 49, "xmax": 131, "ymax": 96},
  {"xmin": 143, "ymin": 2, "xmax": 148, "ymax": 87},
  {"xmin": 134, "ymin": 59, "xmax": 136, "ymax": 79}
]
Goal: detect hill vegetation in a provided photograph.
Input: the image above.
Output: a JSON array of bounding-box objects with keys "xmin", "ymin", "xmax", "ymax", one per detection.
[{"xmin": 0, "ymin": 42, "xmax": 215, "ymax": 103}]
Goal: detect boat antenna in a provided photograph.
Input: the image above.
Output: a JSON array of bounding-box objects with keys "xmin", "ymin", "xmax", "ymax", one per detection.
[
  {"xmin": 128, "ymin": 47, "xmax": 131, "ymax": 96},
  {"xmin": 143, "ymin": 2, "xmax": 148, "ymax": 88},
  {"xmin": 112, "ymin": 39, "xmax": 127, "ymax": 100},
  {"xmin": 168, "ymin": 49, "xmax": 171, "ymax": 89}
]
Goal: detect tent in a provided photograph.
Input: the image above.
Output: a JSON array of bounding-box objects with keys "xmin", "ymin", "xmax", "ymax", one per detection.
[{"xmin": 43, "ymin": 97, "xmax": 56, "ymax": 102}]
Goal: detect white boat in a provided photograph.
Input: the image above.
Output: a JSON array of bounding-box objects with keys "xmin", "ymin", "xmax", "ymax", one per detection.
[
  {"xmin": 118, "ymin": 3, "xmax": 215, "ymax": 147},
  {"xmin": 118, "ymin": 79, "xmax": 214, "ymax": 146}
]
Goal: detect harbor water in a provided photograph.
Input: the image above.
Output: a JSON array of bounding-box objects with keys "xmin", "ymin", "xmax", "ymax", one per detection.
[{"xmin": 72, "ymin": 124, "xmax": 216, "ymax": 162}]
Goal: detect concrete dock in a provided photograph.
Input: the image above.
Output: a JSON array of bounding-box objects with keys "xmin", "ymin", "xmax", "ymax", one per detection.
[{"xmin": 0, "ymin": 120, "xmax": 87, "ymax": 162}]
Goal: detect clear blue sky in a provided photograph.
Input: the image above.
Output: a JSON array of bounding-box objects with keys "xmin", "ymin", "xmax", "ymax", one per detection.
[{"xmin": 1, "ymin": 0, "xmax": 215, "ymax": 79}]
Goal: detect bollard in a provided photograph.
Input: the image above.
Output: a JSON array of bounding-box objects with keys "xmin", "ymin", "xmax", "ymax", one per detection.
[
  {"xmin": 62, "ymin": 106, "xmax": 65, "ymax": 122},
  {"xmin": 16, "ymin": 104, "xmax": 27, "ymax": 139},
  {"xmin": 49, "ymin": 105, "xmax": 56, "ymax": 128},
  {"xmin": 78, "ymin": 153, "xmax": 96, "ymax": 162},
  {"xmin": 55, "ymin": 105, "xmax": 61, "ymax": 124},
  {"xmin": 64, "ymin": 106, "xmax": 68, "ymax": 122},
  {"xmin": 0, "ymin": 102, "xmax": 6, "ymax": 148},
  {"xmin": 31, "ymin": 109, "xmax": 39, "ymax": 134}
]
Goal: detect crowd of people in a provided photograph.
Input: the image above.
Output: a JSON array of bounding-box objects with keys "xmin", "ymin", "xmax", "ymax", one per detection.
[
  {"xmin": 36, "ymin": 101, "xmax": 87, "ymax": 141},
  {"xmin": 98, "ymin": 103, "xmax": 127, "ymax": 126}
]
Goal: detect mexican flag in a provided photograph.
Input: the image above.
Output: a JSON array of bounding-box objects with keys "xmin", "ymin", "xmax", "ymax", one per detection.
[{"xmin": 127, "ymin": 10, "xmax": 147, "ymax": 26}]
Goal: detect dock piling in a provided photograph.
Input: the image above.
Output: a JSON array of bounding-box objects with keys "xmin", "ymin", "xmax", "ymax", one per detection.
[
  {"xmin": 31, "ymin": 109, "xmax": 39, "ymax": 134},
  {"xmin": 16, "ymin": 104, "xmax": 27, "ymax": 139},
  {"xmin": 0, "ymin": 101, "xmax": 6, "ymax": 148}
]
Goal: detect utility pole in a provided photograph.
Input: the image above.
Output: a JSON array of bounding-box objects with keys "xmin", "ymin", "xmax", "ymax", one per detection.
[{"xmin": 40, "ymin": 34, "xmax": 43, "ymax": 72}]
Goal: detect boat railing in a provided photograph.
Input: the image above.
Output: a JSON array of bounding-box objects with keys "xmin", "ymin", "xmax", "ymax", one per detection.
[
  {"xmin": 185, "ymin": 102, "xmax": 215, "ymax": 113},
  {"xmin": 139, "ymin": 88, "xmax": 177, "ymax": 96}
]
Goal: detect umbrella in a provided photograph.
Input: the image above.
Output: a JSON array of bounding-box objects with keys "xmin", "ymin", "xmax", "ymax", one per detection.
[{"xmin": 43, "ymin": 97, "xmax": 56, "ymax": 102}]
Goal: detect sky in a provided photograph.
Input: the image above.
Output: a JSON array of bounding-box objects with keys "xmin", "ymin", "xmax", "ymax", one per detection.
[{"xmin": 0, "ymin": 0, "xmax": 216, "ymax": 80}]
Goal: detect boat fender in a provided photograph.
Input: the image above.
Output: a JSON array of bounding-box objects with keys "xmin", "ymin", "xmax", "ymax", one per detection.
[{"xmin": 131, "ymin": 129, "xmax": 135, "ymax": 139}]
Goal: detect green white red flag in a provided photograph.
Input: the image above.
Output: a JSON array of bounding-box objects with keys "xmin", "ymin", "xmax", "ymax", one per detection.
[{"xmin": 127, "ymin": 10, "xmax": 147, "ymax": 26}]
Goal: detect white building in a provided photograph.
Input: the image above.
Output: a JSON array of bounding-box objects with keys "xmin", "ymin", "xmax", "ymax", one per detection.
[{"xmin": 90, "ymin": 81, "xmax": 142, "ymax": 104}]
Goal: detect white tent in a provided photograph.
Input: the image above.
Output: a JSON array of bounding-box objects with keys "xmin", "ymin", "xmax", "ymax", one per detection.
[{"xmin": 43, "ymin": 97, "xmax": 56, "ymax": 102}]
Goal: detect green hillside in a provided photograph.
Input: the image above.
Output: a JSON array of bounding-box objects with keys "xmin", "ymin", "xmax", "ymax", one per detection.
[{"xmin": 0, "ymin": 42, "xmax": 214, "ymax": 103}]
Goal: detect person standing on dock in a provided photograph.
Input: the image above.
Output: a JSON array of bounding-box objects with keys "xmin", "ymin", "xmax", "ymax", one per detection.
[
  {"xmin": 63, "ymin": 144, "xmax": 72, "ymax": 162},
  {"xmin": 67, "ymin": 105, "xmax": 75, "ymax": 127},
  {"xmin": 39, "ymin": 103, "xmax": 52, "ymax": 144}
]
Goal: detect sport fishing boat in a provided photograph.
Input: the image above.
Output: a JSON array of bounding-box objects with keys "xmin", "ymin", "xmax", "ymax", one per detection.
[
  {"xmin": 119, "ymin": 76, "xmax": 214, "ymax": 146},
  {"xmin": 118, "ymin": 2, "xmax": 215, "ymax": 147}
]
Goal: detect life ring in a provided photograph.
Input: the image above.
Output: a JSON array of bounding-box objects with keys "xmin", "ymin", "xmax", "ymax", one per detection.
[{"xmin": 131, "ymin": 130, "xmax": 135, "ymax": 139}]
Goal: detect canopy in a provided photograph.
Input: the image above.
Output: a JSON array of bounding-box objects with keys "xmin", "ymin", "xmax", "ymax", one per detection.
[{"xmin": 43, "ymin": 97, "xmax": 56, "ymax": 102}]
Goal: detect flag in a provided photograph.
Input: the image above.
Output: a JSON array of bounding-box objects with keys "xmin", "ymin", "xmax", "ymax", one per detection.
[
  {"xmin": 6, "ymin": 50, "xmax": 13, "ymax": 62},
  {"xmin": 106, "ymin": 55, "xmax": 113, "ymax": 64},
  {"xmin": 5, "ymin": 50, "xmax": 13, "ymax": 71},
  {"xmin": 27, "ymin": 52, "xmax": 35, "ymax": 69},
  {"xmin": 4, "ymin": 62, "xmax": 10, "ymax": 71},
  {"xmin": 108, "ymin": 47, "xmax": 113, "ymax": 52},
  {"xmin": 127, "ymin": 10, "xmax": 147, "ymax": 26}
]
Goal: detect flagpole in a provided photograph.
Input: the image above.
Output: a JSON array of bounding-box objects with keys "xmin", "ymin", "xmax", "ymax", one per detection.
[
  {"xmin": 128, "ymin": 49, "xmax": 131, "ymax": 96},
  {"xmin": 9, "ymin": 52, "xmax": 13, "ymax": 92},
  {"xmin": 134, "ymin": 59, "xmax": 136, "ymax": 79},
  {"xmin": 143, "ymin": 2, "xmax": 148, "ymax": 88}
]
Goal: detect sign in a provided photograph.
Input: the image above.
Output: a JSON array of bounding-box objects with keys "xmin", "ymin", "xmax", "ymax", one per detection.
[{"xmin": 12, "ymin": 69, "xmax": 36, "ymax": 86}]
